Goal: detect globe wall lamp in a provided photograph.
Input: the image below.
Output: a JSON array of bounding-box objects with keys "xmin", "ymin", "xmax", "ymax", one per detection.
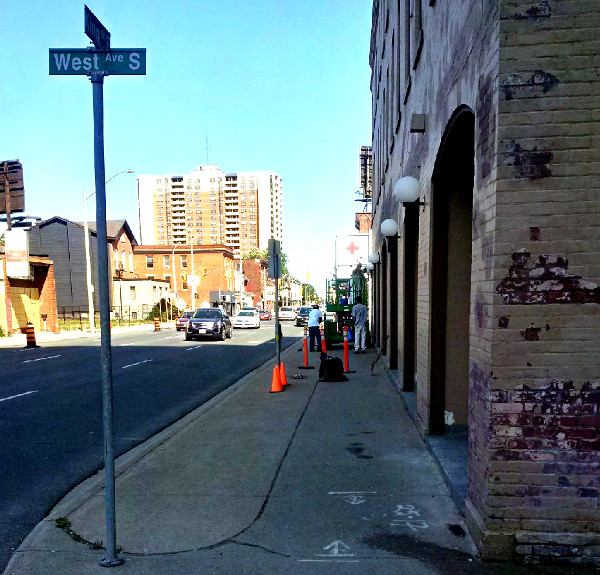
[
  {"xmin": 368, "ymin": 252, "xmax": 380, "ymax": 264},
  {"xmin": 394, "ymin": 176, "xmax": 424, "ymax": 205},
  {"xmin": 366, "ymin": 262, "xmax": 375, "ymax": 272},
  {"xmin": 380, "ymin": 218, "xmax": 399, "ymax": 237}
]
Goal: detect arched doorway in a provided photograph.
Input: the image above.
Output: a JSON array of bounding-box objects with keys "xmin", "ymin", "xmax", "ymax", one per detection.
[
  {"xmin": 403, "ymin": 204, "xmax": 419, "ymax": 391},
  {"xmin": 430, "ymin": 109, "xmax": 475, "ymax": 435},
  {"xmin": 380, "ymin": 242, "xmax": 388, "ymax": 355},
  {"xmin": 388, "ymin": 234, "xmax": 398, "ymax": 370}
]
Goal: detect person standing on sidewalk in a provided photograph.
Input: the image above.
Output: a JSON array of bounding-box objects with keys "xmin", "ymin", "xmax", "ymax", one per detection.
[
  {"xmin": 351, "ymin": 296, "xmax": 367, "ymax": 353},
  {"xmin": 308, "ymin": 304, "xmax": 323, "ymax": 352}
]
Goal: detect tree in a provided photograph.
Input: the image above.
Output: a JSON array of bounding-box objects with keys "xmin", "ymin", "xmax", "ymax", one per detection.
[
  {"xmin": 302, "ymin": 283, "xmax": 319, "ymax": 304},
  {"xmin": 242, "ymin": 247, "xmax": 289, "ymax": 275}
]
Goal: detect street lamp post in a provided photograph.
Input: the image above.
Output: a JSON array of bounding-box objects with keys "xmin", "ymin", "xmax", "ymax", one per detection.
[
  {"xmin": 189, "ymin": 232, "xmax": 202, "ymax": 306},
  {"xmin": 82, "ymin": 169, "xmax": 134, "ymax": 333}
]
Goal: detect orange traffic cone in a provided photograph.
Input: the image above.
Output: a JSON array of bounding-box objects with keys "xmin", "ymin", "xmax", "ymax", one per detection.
[
  {"xmin": 270, "ymin": 365, "xmax": 283, "ymax": 393},
  {"xmin": 280, "ymin": 362, "xmax": 289, "ymax": 387}
]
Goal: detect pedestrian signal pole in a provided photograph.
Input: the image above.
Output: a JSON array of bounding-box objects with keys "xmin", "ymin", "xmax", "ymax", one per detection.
[{"xmin": 268, "ymin": 239, "xmax": 282, "ymax": 367}]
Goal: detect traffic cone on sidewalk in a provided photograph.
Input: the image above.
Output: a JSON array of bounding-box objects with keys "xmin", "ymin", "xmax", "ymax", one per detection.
[
  {"xmin": 280, "ymin": 362, "xmax": 289, "ymax": 387},
  {"xmin": 269, "ymin": 365, "xmax": 284, "ymax": 393}
]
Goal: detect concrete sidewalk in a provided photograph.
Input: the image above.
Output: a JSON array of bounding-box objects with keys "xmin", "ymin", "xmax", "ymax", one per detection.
[{"xmin": 5, "ymin": 343, "xmax": 560, "ymax": 575}]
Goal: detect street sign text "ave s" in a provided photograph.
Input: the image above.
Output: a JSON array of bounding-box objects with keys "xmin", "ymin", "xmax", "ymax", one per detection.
[{"xmin": 49, "ymin": 49, "xmax": 147, "ymax": 75}]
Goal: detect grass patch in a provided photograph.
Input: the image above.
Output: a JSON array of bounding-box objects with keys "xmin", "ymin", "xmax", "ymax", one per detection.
[{"xmin": 54, "ymin": 517, "xmax": 118, "ymax": 551}]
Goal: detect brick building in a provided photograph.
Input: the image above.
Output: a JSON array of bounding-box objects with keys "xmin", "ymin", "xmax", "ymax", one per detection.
[
  {"xmin": 0, "ymin": 250, "xmax": 59, "ymax": 334},
  {"xmin": 369, "ymin": 0, "xmax": 599, "ymax": 565},
  {"xmin": 133, "ymin": 244, "xmax": 236, "ymax": 311},
  {"xmin": 242, "ymin": 258, "xmax": 268, "ymax": 308}
]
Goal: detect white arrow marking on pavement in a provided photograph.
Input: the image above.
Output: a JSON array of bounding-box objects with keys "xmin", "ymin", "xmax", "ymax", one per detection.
[
  {"xmin": 122, "ymin": 359, "xmax": 153, "ymax": 369},
  {"xmin": 0, "ymin": 390, "xmax": 40, "ymax": 403},
  {"xmin": 317, "ymin": 540, "xmax": 353, "ymax": 557},
  {"xmin": 22, "ymin": 355, "xmax": 61, "ymax": 364}
]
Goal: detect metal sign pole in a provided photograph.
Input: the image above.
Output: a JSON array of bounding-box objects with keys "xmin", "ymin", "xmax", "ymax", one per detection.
[
  {"xmin": 275, "ymin": 268, "xmax": 280, "ymax": 368},
  {"xmin": 91, "ymin": 70, "xmax": 123, "ymax": 568}
]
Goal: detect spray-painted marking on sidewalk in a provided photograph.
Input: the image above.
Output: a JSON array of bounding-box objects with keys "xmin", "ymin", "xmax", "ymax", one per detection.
[
  {"xmin": 329, "ymin": 491, "xmax": 376, "ymax": 505},
  {"xmin": 390, "ymin": 504, "xmax": 429, "ymax": 531},
  {"xmin": 122, "ymin": 359, "xmax": 154, "ymax": 369},
  {"xmin": 22, "ymin": 355, "xmax": 61, "ymax": 364},
  {"xmin": 0, "ymin": 390, "xmax": 39, "ymax": 403},
  {"xmin": 299, "ymin": 540, "xmax": 359, "ymax": 563}
]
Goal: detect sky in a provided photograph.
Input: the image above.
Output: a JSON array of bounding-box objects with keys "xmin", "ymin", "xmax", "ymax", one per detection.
[{"xmin": 1, "ymin": 1, "xmax": 373, "ymax": 298}]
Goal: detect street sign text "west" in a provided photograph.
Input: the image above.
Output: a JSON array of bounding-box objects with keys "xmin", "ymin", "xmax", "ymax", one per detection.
[{"xmin": 49, "ymin": 49, "xmax": 146, "ymax": 75}]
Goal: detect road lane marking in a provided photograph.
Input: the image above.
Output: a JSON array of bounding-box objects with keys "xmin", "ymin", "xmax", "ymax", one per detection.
[
  {"xmin": 118, "ymin": 343, "xmax": 135, "ymax": 346},
  {"xmin": 0, "ymin": 390, "xmax": 40, "ymax": 403},
  {"xmin": 22, "ymin": 355, "xmax": 61, "ymax": 364},
  {"xmin": 186, "ymin": 345, "xmax": 203, "ymax": 351},
  {"xmin": 121, "ymin": 359, "xmax": 153, "ymax": 369}
]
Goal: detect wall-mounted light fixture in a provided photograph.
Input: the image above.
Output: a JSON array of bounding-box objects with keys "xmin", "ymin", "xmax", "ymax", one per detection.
[
  {"xmin": 380, "ymin": 218, "xmax": 399, "ymax": 237},
  {"xmin": 394, "ymin": 176, "xmax": 424, "ymax": 205},
  {"xmin": 368, "ymin": 252, "xmax": 380, "ymax": 264},
  {"xmin": 366, "ymin": 262, "xmax": 375, "ymax": 272}
]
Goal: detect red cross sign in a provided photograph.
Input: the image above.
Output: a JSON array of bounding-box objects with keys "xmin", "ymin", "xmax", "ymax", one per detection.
[{"xmin": 346, "ymin": 242, "xmax": 359, "ymax": 255}]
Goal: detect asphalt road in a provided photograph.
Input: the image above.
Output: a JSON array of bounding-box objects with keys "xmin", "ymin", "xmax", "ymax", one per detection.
[{"xmin": 0, "ymin": 320, "xmax": 301, "ymax": 572}]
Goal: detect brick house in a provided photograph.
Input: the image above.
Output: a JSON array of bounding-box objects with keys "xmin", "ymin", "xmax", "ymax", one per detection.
[
  {"xmin": 242, "ymin": 258, "xmax": 268, "ymax": 308},
  {"xmin": 369, "ymin": 0, "xmax": 599, "ymax": 565},
  {"xmin": 0, "ymin": 249, "xmax": 59, "ymax": 334}
]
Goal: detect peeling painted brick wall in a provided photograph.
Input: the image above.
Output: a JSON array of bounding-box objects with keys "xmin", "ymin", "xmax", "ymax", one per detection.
[
  {"xmin": 371, "ymin": 0, "xmax": 600, "ymax": 565},
  {"xmin": 489, "ymin": 0, "xmax": 600, "ymax": 565},
  {"xmin": 489, "ymin": 380, "xmax": 600, "ymax": 565}
]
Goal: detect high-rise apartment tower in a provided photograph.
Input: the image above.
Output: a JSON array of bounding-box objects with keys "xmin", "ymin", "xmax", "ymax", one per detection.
[{"xmin": 137, "ymin": 165, "xmax": 283, "ymax": 255}]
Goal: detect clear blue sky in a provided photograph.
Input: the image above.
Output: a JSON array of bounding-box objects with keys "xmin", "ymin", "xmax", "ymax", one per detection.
[{"xmin": 1, "ymin": 1, "xmax": 372, "ymax": 297}]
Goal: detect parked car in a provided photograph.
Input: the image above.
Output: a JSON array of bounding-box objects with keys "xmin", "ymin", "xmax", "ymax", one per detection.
[
  {"xmin": 185, "ymin": 308, "xmax": 232, "ymax": 341},
  {"xmin": 242, "ymin": 306, "xmax": 259, "ymax": 312},
  {"xmin": 279, "ymin": 306, "xmax": 295, "ymax": 320},
  {"xmin": 295, "ymin": 306, "xmax": 312, "ymax": 327},
  {"xmin": 259, "ymin": 309, "xmax": 271, "ymax": 321},
  {"xmin": 231, "ymin": 309, "xmax": 261, "ymax": 329},
  {"xmin": 175, "ymin": 311, "xmax": 193, "ymax": 331}
]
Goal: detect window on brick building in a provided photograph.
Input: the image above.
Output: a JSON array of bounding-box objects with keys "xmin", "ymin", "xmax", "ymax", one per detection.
[{"xmin": 146, "ymin": 256, "xmax": 154, "ymax": 269}]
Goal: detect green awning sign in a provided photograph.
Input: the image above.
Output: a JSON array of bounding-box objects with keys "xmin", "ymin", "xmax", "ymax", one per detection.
[{"xmin": 49, "ymin": 49, "xmax": 146, "ymax": 75}]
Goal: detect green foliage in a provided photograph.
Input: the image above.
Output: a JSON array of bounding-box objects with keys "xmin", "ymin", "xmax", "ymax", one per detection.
[
  {"xmin": 242, "ymin": 247, "xmax": 268, "ymax": 260},
  {"xmin": 302, "ymin": 283, "xmax": 320, "ymax": 304},
  {"xmin": 147, "ymin": 298, "xmax": 183, "ymax": 321},
  {"xmin": 242, "ymin": 247, "xmax": 289, "ymax": 275}
]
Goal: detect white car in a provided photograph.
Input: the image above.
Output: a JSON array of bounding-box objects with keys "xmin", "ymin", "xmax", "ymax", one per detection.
[
  {"xmin": 231, "ymin": 310, "xmax": 261, "ymax": 329},
  {"xmin": 279, "ymin": 306, "xmax": 296, "ymax": 320}
]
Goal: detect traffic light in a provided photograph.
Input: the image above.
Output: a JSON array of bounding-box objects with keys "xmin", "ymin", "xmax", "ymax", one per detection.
[
  {"xmin": 200, "ymin": 266, "xmax": 207, "ymax": 276},
  {"xmin": 182, "ymin": 272, "xmax": 188, "ymax": 282}
]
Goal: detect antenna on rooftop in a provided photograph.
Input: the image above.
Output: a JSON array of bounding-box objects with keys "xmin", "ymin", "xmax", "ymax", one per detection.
[{"xmin": 205, "ymin": 133, "xmax": 212, "ymax": 166}]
